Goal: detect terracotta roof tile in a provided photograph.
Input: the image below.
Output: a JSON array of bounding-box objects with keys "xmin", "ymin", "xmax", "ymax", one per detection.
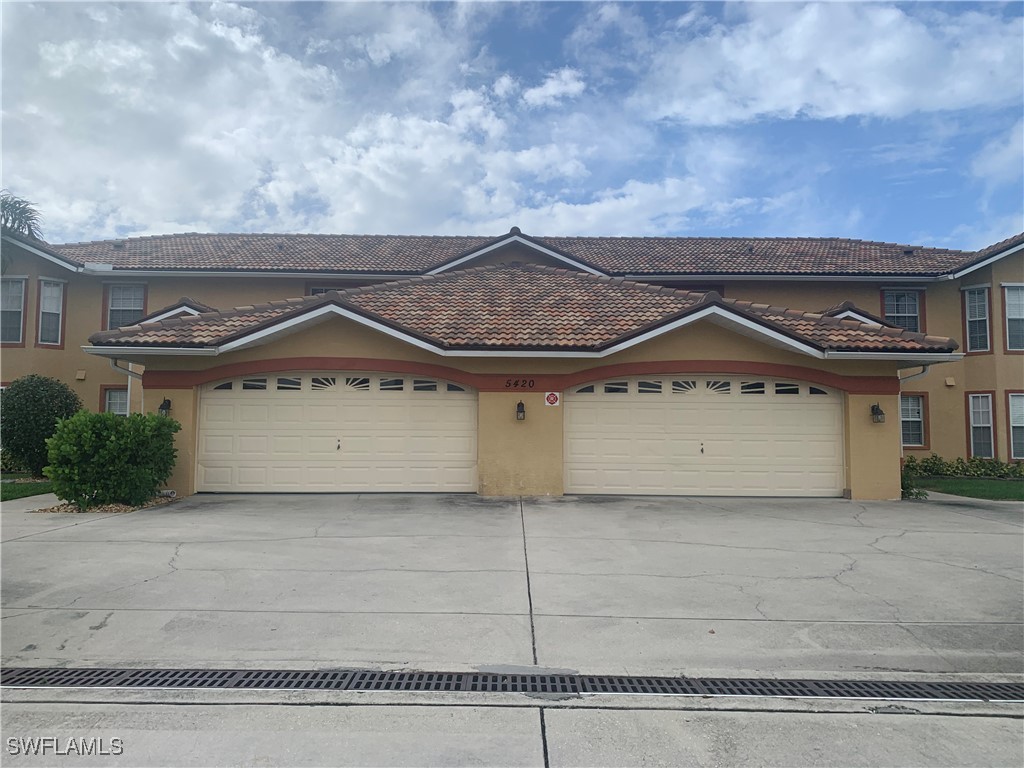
[
  {"xmin": 45, "ymin": 229, "xmax": 1023, "ymax": 277},
  {"xmin": 89, "ymin": 262, "xmax": 958, "ymax": 355}
]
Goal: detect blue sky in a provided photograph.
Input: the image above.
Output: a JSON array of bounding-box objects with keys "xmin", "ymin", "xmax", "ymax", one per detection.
[{"xmin": 2, "ymin": 1, "xmax": 1022, "ymax": 249}]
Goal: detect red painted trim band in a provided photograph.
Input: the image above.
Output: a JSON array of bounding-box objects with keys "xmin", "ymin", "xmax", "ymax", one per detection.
[{"xmin": 142, "ymin": 357, "xmax": 900, "ymax": 395}]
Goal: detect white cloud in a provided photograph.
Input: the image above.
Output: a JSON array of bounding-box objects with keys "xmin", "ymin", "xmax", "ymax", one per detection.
[
  {"xmin": 630, "ymin": 4, "xmax": 1023, "ymax": 125},
  {"xmin": 1, "ymin": 1, "xmax": 1019, "ymax": 248},
  {"xmin": 521, "ymin": 68, "xmax": 586, "ymax": 109},
  {"xmin": 971, "ymin": 120, "xmax": 1024, "ymax": 187}
]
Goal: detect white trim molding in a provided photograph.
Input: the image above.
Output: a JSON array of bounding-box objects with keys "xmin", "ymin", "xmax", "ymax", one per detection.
[
  {"xmin": 830, "ymin": 310, "xmax": 883, "ymax": 325},
  {"xmin": 1, "ymin": 235, "xmax": 82, "ymax": 273},
  {"xmin": 952, "ymin": 241, "xmax": 1024, "ymax": 280},
  {"xmin": 426, "ymin": 235, "xmax": 606, "ymax": 276},
  {"xmin": 81, "ymin": 301, "xmax": 959, "ymax": 364},
  {"xmin": 142, "ymin": 306, "xmax": 203, "ymax": 324}
]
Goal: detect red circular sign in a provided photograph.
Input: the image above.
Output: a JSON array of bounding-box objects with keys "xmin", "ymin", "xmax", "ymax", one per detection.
[{"xmin": 546, "ymin": 392, "xmax": 560, "ymax": 405}]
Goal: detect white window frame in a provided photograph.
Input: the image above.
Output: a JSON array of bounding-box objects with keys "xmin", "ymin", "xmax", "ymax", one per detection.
[
  {"xmin": 963, "ymin": 286, "xmax": 989, "ymax": 352},
  {"xmin": 968, "ymin": 393, "xmax": 994, "ymax": 459},
  {"xmin": 1005, "ymin": 285, "xmax": 1024, "ymax": 352},
  {"xmin": 106, "ymin": 283, "xmax": 146, "ymax": 330},
  {"xmin": 883, "ymin": 289, "xmax": 922, "ymax": 332},
  {"xmin": 104, "ymin": 388, "xmax": 129, "ymax": 416},
  {"xmin": 900, "ymin": 394, "xmax": 925, "ymax": 447},
  {"xmin": 1010, "ymin": 394, "xmax": 1024, "ymax": 461},
  {"xmin": 37, "ymin": 279, "xmax": 65, "ymax": 346},
  {"xmin": 1, "ymin": 277, "xmax": 26, "ymax": 344}
]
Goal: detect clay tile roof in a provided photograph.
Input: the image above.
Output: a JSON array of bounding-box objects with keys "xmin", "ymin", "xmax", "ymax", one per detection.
[
  {"xmin": 89, "ymin": 262, "xmax": 958, "ymax": 355},
  {"xmin": 43, "ymin": 229, "xmax": 1023, "ymax": 278},
  {"xmin": 51, "ymin": 232, "xmax": 494, "ymax": 273}
]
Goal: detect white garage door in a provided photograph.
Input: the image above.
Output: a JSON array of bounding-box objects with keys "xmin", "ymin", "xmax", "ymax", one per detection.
[
  {"xmin": 565, "ymin": 376, "xmax": 844, "ymax": 497},
  {"xmin": 197, "ymin": 373, "xmax": 477, "ymax": 492}
]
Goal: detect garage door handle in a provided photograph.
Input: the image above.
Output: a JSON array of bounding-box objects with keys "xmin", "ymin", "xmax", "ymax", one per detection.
[
  {"xmin": 336, "ymin": 439, "xmax": 341, "ymax": 451},
  {"xmin": 700, "ymin": 442, "xmax": 704, "ymax": 455}
]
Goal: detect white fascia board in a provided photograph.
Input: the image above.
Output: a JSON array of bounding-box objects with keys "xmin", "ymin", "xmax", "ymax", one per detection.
[
  {"xmin": 215, "ymin": 304, "xmax": 445, "ymax": 355},
  {"xmin": 831, "ymin": 310, "xmax": 882, "ymax": 324},
  {"xmin": 143, "ymin": 306, "xmax": 202, "ymax": 323},
  {"xmin": 2, "ymin": 235, "xmax": 82, "ymax": 273},
  {"xmin": 83, "ymin": 345, "xmax": 219, "ymax": 357},
  {"xmin": 627, "ymin": 273, "xmax": 944, "ymax": 283},
  {"xmin": 952, "ymin": 241, "xmax": 1024, "ymax": 279},
  {"xmin": 959, "ymin": 283, "xmax": 991, "ymax": 291},
  {"xmin": 79, "ymin": 268, "xmax": 408, "ymax": 280},
  {"xmin": 215, "ymin": 302, "xmax": 826, "ymax": 359},
  {"xmin": 599, "ymin": 305, "xmax": 825, "ymax": 358},
  {"xmin": 823, "ymin": 351, "xmax": 964, "ymax": 362},
  {"xmin": 426, "ymin": 235, "xmax": 606, "ymax": 276}
]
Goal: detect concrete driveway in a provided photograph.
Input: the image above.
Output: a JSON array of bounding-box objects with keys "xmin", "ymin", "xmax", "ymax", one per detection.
[{"xmin": 2, "ymin": 493, "xmax": 1021, "ymax": 677}]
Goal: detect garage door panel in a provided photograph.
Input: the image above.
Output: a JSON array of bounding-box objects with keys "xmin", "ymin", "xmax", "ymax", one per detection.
[
  {"xmin": 197, "ymin": 373, "xmax": 477, "ymax": 493},
  {"xmin": 565, "ymin": 376, "xmax": 844, "ymax": 497}
]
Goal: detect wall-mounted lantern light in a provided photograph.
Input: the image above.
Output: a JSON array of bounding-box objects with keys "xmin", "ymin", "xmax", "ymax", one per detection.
[
  {"xmin": 158, "ymin": 398, "xmax": 172, "ymax": 417},
  {"xmin": 870, "ymin": 403, "xmax": 885, "ymax": 424},
  {"xmin": 516, "ymin": 401, "xmax": 526, "ymax": 421}
]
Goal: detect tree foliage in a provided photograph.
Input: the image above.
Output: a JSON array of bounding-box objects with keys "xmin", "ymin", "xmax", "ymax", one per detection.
[
  {"xmin": 0, "ymin": 190, "xmax": 44, "ymax": 240},
  {"xmin": 0, "ymin": 375, "xmax": 83, "ymax": 476}
]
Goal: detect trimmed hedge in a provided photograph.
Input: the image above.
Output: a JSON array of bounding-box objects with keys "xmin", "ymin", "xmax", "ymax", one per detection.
[
  {"xmin": 903, "ymin": 454, "xmax": 1024, "ymax": 479},
  {"xmin": 45, "ymin": 411, "xmax": 180, "ymax": 511},
  {"xmin": 0, "ymin": 375, "xmax": 82, "ymax": 476}
]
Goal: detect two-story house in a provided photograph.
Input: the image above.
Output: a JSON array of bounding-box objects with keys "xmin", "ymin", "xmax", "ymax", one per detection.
[{"xmin": 2, "ymin": 227, "xmax": 1021, "ymax": 500}]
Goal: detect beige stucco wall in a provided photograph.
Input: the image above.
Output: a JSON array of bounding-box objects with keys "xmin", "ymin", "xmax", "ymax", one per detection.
[
  {"xmin": 477, "ymin": 391, "xmax": 564, "ymax": 496},
  {"xmin": 135, "ymin": 314, "xmax": 905, "ymax": 500}
]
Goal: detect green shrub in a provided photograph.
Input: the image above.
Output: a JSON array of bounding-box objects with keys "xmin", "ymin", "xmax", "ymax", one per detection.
[
  {"xmin": 0, "ymin": 375, "xmax": 82, "ymax": 476},
  {"xmin": 900, "ymin": 457, "xmax": 928, "ymax": 499},
  {"xmin": 907, "ymin": 453, "xmax": 1024, "ymax": 480},
  {"xmin": 0, "ymin": 447, "xmax": 25, "ymax": 473},
  {"xmin": 45, "ymin": 411, "xmax": 180, "ymax": 510}
]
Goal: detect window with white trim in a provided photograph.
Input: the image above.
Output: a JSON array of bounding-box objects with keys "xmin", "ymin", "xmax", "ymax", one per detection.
[
  {"xmin": 0, "ymin": 278, "xmax": 25, "ymax": 343},
  {"xmin": 968, "ymin": 394, "xmax": 994, "ymax": 458},
  {"xmin": 964, "ymin": 288, "xmax": 989, "ymax": 352},
  {"xmin": 883, "ymin": 290, "xmax": 921, "ymax": 332},
  {"xmin": 107, "ymin": 284, "xmax": 145, "ymax": 329},
  {"xmin": 1010, "ymin": 394, "xmax": 1024, "ymax": 461},
  {"xmin": 38, "ymin": 280, "xmax": 64, "ymax": 345},
  {"xmin": 900, "ymin": 395, "xmax": 925, "ymax": 447},
  {"xmin": 1006, "ymin": 286, "xmax": 1024, "ymax": 351},
  {"xmin": 104, "ymin": 388, "xmax": 128, "ymax": 416}
]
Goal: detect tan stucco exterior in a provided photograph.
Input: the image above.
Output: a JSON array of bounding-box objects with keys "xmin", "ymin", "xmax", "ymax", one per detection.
[
  {"xmin": 122, "ymin": 315, "xmax": 905, "ymax": 499},
  {"xmin": 3, "ymin": 236, "xmax": 1020, "ymax": 503}
]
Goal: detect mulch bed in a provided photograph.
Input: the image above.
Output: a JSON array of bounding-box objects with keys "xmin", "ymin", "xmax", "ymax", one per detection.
[{"xmin": 30, "ymin": 496, "xmax": 177, "ymax": 514}]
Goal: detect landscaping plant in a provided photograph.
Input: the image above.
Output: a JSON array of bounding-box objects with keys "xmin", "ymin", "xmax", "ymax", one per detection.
[
  {"xmin": 45, "ymin": 411, "xmax": 180, "ymax": 511},
  {"xmin": 0, "ymin": 374, "xmax": 82, "ymax": 476}
]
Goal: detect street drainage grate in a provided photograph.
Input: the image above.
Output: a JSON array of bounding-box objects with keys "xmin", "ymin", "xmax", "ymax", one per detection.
[{"xmin": 2, "ymin": 667, "xmax": 1021, "ymax": 702}]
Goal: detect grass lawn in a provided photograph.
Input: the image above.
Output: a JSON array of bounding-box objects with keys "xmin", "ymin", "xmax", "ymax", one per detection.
[
  {"xmin": 0, "ymin": 479, "xmax": 54, "ymax": 502},
  {"xmin": 917, "ymin": 476, "xmax": 1024, "ymax": 502}
]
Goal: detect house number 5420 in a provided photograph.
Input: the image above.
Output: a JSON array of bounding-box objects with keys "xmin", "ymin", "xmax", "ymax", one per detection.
[{"xmin": 505, "ymin": 379, "xmax": 536, "ymax": 389}]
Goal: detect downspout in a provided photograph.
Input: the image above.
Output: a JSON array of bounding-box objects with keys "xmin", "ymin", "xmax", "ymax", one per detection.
[
  {"xmin": 110, "ymin": 358, "xmax": 144, "ymax": 414},
  {"xmin": 898, "ymin": 364, "xmax": 932, "ymax": 384}
]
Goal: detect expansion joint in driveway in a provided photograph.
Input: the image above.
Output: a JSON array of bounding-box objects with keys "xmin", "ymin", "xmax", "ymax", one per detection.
[{"xmin": 2, "ymin": 668, "xmax": 1022, "ymax": 703}]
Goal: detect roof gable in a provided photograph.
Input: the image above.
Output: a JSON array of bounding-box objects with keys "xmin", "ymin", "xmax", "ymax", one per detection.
[{"xmin": 86, "ymin": 262, "xmax": 959, "ymax": 361}]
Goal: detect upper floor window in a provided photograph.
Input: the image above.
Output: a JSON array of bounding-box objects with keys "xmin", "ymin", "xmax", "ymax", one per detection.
[
  {"xmin": 968, "ymin": 393, "xmax": 994, "ymax": 459},
  {"xmin": 106, "ymin": 284, "xmax": 146, "ymax": 329},
  {"xmin": 1005, "ymin": 286, "xmax": 1024, "ymax": 351},
  {"xmin": 963, "ymin": 287, "xmax": 989, "ymax": 353},
  {"xmin": 900, "ymin": 394, "xmax": 926, "ymax": 447},
  {"xmin": 38, "ymin": 280, "xmax": 64, "ymax": 346},
  {"xmin": 0, "ymin": 278, "xmax": 25, "ymax": 344},
  {"xmin": 883, "ymin": 289, "xmax": 922, "ymax": 332}
]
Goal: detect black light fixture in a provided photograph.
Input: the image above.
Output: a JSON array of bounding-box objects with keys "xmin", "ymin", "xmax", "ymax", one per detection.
[
  {"xmin": 158, "ymin": 398, "xmax": 172, "ymax": 417},
  {"xmin": 516, "ymin": 401, "xmax": 526, "ymax": 421},
  {"xmin": 870, "ymin": 403, "xmax": 885, "ymax": 423}
]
